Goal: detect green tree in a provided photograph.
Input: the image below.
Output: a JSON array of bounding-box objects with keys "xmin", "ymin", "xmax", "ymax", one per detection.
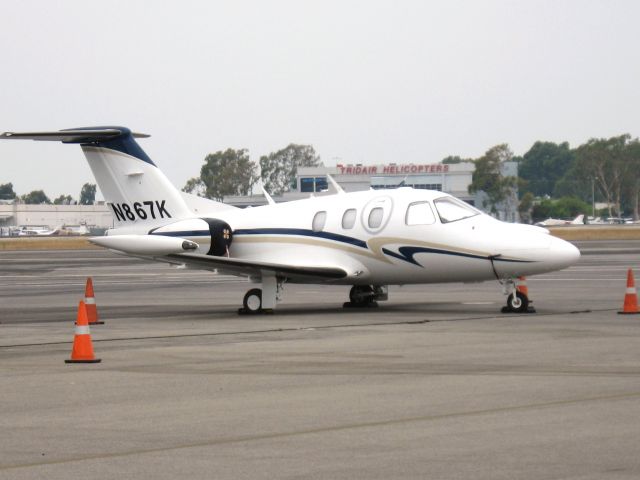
[
  {"xmin": 531, "ymin": 198, "xmax": 554, "ymax": 222},
  {"xmin": 199, "ymin": 149, "xmax": 257, "ymax": 201},
  {"xmin": 621, "ymin": 138, "xmax": 640, "ymax": 220},
  {"xmin": 551, "ymin": 197, "xmax": 590, "ymax": 219},
  {"xmin": 0, "ymin": 182, "xmax": 17, "ymax": 200},
  {"xmin": 182, "ymin": 177, "xmax": 206, "ymax": 196},
  {"xmin": 552, "ymin": 164, "xmax": 593, "ymax": 203},
  {"xmin": 79, "ymin": 183, "xmax": 97, "ymax": 205},
  {"xmin": 441, "ymin": 155, "xmax": 471, "ymax": 164},
  {"xmin": 468, "ymin": 144, "xmax": 517, "ymax": 215},
  {"xmin": 531, "ymin": 197, "xmax": 590, "ymax": 222},
  {"xmin": 518, "ymin": 192, "xmax": 534, "ymax": 224},
  {"xmin": 260, "ymin": 144, "xmax": 322, "ymax": 195},
  {"xmin": 574, "ymin": 135, "xmax": 632, "ymax": 217},
  {"xmin": 518, "ymin": 141, "xmax": 575, "ymax": 197},
  {"xmin": 21, "ymin": 190, "xmax": 51, "ymax": 204},
  {"xmin": 53, "ymin": 194, "xmax": 74, "ymax": 205}
]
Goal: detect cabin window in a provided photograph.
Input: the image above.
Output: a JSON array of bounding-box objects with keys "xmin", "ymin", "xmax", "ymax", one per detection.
[
  {"xmin": 312, "ymin": 211, "xmax": 327, "ymax": 232},
  {"xmin": 405, "ymin": 202, "xmax": 436, "ymax": 225},
  {"xmin": 433, "ymin": 196, "xmax": 480, "ymax": 223},
  {"xmin": 368, "ymin": 207, "xmax": 384, "ymax": 229},
  {"xmin": 342, "ymin": 209, "xmax": 357, "ymax": 229}
]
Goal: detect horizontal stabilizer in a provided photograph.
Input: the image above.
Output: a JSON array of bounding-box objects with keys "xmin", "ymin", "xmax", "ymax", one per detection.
[
  {"xmin": 0, "ymin": 128, "xmax": 149, "ymax": 143},
  {"xmin": 0, "ymin": 128, "xmax": 150, "ymax": 143}
]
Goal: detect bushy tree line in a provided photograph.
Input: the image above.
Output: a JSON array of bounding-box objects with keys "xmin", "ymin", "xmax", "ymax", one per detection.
[
  {"xmin": 183, "ymin": 144, "xmax": 322, "ymax": 201},
  {"xmin": 516, "ymin": 135, "xmax": 640, "ymax": 220},
  {"xmin": 463, "ymin": 134, "xmax": 640, "ymax": 222},
  {"xmin": 0, "ymin": 182, "xmax": 97, "ymax": 205}
]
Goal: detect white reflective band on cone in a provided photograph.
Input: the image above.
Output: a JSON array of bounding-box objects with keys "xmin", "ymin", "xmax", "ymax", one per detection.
[
  {"xmin": 75, "ymin": 326, "xmax": 91, "ymax": 335},
  {"xmin": 626, "ymin": 288, "xmax": 637, "ymax": 294},
  {"xmin": 84, "ymin": 297, "xmax": 96, "ymax": 304}
]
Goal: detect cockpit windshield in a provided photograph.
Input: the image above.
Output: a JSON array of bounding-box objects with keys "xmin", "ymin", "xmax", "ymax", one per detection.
[{"xmin": 433, "ymin": 196, "xmax": 481, "ymax": 223}]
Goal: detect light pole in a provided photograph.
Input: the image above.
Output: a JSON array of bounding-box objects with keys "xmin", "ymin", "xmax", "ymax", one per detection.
[{"xmin": 592, "ymin": 177, "xmax": 595, "ymax": 218}]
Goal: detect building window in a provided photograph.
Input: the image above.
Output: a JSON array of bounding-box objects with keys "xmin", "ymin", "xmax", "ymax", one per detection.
[
  {"xmin": 405, "ymin": 202, "xmax": 436, "ymax": 226},
  {"xmin": 315, "ymin": 177, "xmax": 328, "ymax": 192},
  {"xmin": 312, "ymin": 211, "xmax": 327, "ymax": 232},
  {"xmin": 368, "ymin": 207, "xmax": 384, "ymax": 228},
  {"xmin": 301, "ymin": 177, "xmax": 315, "ymax": 192},
  {"xmin": 300, "ymin": 177, "xmax": 328, "ymax": 193},
  {"xmin": 342, "ymin": 209, "xmax": 356, "ymax": 229}
]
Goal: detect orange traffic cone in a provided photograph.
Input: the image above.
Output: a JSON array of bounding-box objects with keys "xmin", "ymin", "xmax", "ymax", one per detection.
[
  {"xmin": 84, "ymin": 277, "xmax": 103, "ymax": 325},
  {"xmin": 618, "ymin": 269, "xmax": 640, "ymax": 314},
  {"xmin": 516, "ymin": 276, "xmax": 529, "ymax": 297},
  {"xmin": 65, "ymin": 301, "xmax": 101, "ymax": 363}
]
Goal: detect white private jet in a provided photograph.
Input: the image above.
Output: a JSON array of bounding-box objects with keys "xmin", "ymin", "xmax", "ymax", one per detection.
[{"xmin": 1, "ymin": 127, "xmax": 580, "ymax": 314}]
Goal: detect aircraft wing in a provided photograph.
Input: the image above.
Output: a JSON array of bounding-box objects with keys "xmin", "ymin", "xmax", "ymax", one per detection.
[{"xmin": 166, "ymin": 253, "xmax": 348, "ymax": 282}]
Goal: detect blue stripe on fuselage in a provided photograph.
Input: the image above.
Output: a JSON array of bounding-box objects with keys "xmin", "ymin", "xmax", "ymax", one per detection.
[
  {"xmin": 382, "ymin": 246, "xmax": 534, "ymax": 267},
  {"xmin": 147, "ymin": 227, "xmax": 533, "ymax": 266},
  {"xmin": 233, "ymin": 228, "xmax": 368, "ymax": 249}
]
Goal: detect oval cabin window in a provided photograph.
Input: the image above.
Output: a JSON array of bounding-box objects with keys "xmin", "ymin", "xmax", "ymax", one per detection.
[
  {"xmin": 368, "ymin": 207, "xmax": 384, "ymax": 229},
  {"xmin": 312, "ymin": 211, "xmax": 327, "ymax": 232},
  {"xmin": 342, "ymin": 209, "xmax": 357, "ymax": 229}
]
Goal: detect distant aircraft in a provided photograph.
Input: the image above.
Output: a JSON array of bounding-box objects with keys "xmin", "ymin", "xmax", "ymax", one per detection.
[
  {"xmin": 1, "ymin": 127, "xmax": 580, "ymax": 313},
  {"xmin": 16, "ymin": 226, "xmax": 58, "ymax": 236},
  {"xmin": 535, "ymin": 214, "xmax": 585, "ymax": 227}
]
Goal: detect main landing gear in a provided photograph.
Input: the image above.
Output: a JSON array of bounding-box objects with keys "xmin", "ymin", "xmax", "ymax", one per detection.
[
  {"xmin": 238, "ymin": 274, "xmax": 283, "ymax": 315},
  {"xmin": 500, "ymin": 278, "xmax": 535, "ymax": 314},
  {"xmin": 343, "ymin": 285, "xmax": 388, "ymax": 308}
]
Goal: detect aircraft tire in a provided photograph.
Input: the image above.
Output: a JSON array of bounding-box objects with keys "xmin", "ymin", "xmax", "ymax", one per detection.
[
  {"xmin": 349, "ymin": 285, "xmax": 374, "ymax": 306},
  {"xmin": 507, "ymin": 291, "xmax": 529, "ymax": 313},
  {"xmin": 243, "ymin": 288, "xmax": 263, "ymax": 313}
]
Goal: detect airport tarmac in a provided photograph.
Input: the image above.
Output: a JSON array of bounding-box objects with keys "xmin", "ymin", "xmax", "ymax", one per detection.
[{"xmin": 1, "ymin": 241, "xmax": 640, "ymax": 479}]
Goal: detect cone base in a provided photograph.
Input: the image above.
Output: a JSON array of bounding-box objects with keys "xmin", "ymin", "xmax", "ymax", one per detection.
[
  {"xmin": 65, "ymin": 359, "xmax": 102, "ymax": 363},
  {"xmin": 89, "ymin": 321, "xmax": 105, "ymax": 325},
  {"xmin": 618, "ymin": 311, "xmax": 640, "ymax": 315}
]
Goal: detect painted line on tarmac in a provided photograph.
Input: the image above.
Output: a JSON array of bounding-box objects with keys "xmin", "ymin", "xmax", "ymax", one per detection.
[{"xmin": 2, "ymin": 390, "xmax": 639, "ymax": 471}]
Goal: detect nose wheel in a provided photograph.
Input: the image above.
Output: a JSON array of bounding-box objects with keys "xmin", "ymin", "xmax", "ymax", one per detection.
[
  {"xmin": 500, "ymin": 278, "xmax": 535, "ymax": 314},
  {"xmin": 506, "ymin": 290, "xmax": 529, "ymax": 313}
]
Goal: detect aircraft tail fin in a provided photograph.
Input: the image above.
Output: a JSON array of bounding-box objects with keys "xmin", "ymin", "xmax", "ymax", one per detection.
[{"xmin": 1, "ymin": 127, "xmax": 193, "ymax": 227}]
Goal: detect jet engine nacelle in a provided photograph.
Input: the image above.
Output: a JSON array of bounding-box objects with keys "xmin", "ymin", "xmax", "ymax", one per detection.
[
  {"xmin": 149, "ymin": 217, "xmax": 233, "ymax": 256},
  {"xmin": 89, "ymin": 234, "xmax": 198, "ymax": 255}
]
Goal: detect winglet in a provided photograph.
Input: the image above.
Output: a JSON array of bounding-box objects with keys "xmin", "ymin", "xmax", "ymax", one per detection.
[{"xmin": 327, "ymin": 174, "xmax": 345, "ymax": 194}]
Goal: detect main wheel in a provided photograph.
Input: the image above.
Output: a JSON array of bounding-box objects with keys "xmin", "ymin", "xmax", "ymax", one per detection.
[
  {"xmin": 349, "ymin": 285, "xmax": 374, "ymax": 306},
  {"xmin": 507, "ymin": 290, "xmax": 529, "ymax": 313},
  {"xmin": 243, "ymin": 288, "xmax": 262, "ymax": 313}
]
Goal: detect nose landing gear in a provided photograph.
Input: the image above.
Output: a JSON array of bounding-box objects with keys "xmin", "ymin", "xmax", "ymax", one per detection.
[{"xmin": 500, "ymin": 278, "xmax": 536, "ymax": 314}]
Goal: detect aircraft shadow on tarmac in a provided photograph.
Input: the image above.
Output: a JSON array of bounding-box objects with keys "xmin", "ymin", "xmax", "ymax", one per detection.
[{"xmin": 2, "ymin": 301, "xmax": 536, "ymax": 324}]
